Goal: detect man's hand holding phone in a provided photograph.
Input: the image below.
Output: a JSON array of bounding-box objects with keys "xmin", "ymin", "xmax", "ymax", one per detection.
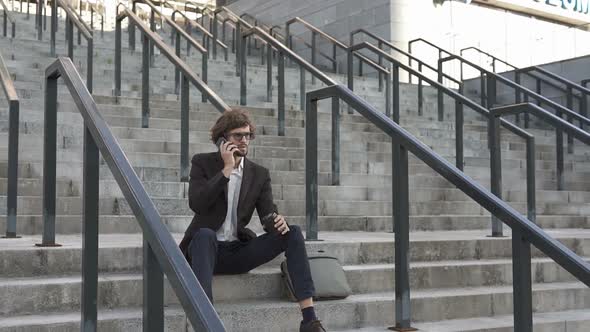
[{"xmin": 217, "ymin": 138, "xmax": 238, "ymax": 178}]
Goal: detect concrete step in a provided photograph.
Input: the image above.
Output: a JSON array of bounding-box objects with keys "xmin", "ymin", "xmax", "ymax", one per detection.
[
  {"xmin": 337, "ymin": 309, "xmax": 590, "ymax": 331},
  {"xmin": 0, "ymin": 282, "xmax": 587, "ymax": 331},
  {"xmin": 1, "ymin": 213, "xmax": 587, "ymax": 236},
  {"xmin": 1, "ymin": 231, "xmax": 588, "ymax": 278}
]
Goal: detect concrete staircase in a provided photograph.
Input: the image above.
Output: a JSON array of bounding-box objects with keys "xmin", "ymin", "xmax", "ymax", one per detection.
[{"xmin": 0, "ymin": 4, "xmax": 589, "ymax": 331}]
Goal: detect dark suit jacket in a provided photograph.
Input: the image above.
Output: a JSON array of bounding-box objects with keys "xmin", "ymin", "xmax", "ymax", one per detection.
[{"xmin": 179, "ymin": 151, "xmax": 277, "ymax": 259}]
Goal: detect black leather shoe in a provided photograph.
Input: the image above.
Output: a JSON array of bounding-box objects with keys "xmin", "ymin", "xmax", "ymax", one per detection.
[{"xmin": 300, "ymin": 319, "xmax": 326, "ymax": 332}]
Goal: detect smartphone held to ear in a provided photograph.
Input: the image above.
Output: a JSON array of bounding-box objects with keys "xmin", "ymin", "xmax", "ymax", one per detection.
[
  {"xmin": 216, "ymin": 137, "xmax": 227, "ymax": 149},
  {"xmin": 216, "ymin": 137, "xmax": 243, "ymax": 156}
]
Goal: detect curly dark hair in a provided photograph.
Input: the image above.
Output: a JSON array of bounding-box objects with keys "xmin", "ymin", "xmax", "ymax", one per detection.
[{"xmin": 210, "ymin": 108, "xmax": 256, "ymax": 144}]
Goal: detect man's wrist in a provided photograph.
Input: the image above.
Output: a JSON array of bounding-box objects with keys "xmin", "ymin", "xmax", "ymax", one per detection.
[{"xmin": 222, "ymin": 166, "xmax": 233, "ymax": 178}]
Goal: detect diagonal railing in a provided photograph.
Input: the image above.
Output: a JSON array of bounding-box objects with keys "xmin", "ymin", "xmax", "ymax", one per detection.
[
  {"xmin": 131, "ymin": 0, "xmax": 210, "ymax": 102},
  {"xmin": 0, "ymin": 51, "xmax": 19, "ymax": 238},
  {"xmin": 348, "ymin": 41, "xmax": 535, "ymax": 237},
  {"xmin": 116, "ymin": 3, "xmax": 231, "ymax": 181},
  {"xmin": 40, "ymin": 56, "xmax": 225, "ymax": 331},
  {"xmin": 170, "ymin": 5, "xmax": 229, "ymax": 60},
  {"xmin": 49, "ymin": 0, "xmax": 93, "ymax": 92},
  {"xmin": 408, "ymin": 38, "xmax": 590, "ymax": 191},
  {"xmin": 284, "ymin": 17, "xmax": 389, "ymax": 87},
  {"xmin": 350, "ymin": 28, "xmax": 462, "ymax": 116},
  {"xmin": 461, "ymin": 46, "xmax": 590, "ymax": 131},
  {"xmin": 305, "ymin": 83, "xmax": 590, "ymax": 332}
]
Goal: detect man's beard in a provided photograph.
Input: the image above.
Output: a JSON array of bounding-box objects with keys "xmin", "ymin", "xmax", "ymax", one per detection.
[{"xmin": 235, "ymin": 145, "xmax": 248, "ymax": 157}]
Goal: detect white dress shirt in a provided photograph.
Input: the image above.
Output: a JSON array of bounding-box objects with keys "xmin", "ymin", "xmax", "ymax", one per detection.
[{"xmin": 216, "ymin": 157, "xmax": 244, "ymax": 242}]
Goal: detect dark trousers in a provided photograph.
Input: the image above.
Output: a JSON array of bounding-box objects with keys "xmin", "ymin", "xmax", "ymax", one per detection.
[{"xmin": 189, "ymin": 225, "xmax": 315, "ymax": 302}]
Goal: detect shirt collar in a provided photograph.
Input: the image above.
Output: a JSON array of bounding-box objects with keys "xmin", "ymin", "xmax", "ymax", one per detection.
[{"xmin": 235, "ymin": 157, "xmax": 244, "ymax": 173}]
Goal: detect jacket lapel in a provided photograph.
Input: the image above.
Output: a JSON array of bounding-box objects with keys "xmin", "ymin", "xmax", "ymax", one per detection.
[{"xmin": 237, "ymin": 158, "xmax": 254, "ymax": 214}]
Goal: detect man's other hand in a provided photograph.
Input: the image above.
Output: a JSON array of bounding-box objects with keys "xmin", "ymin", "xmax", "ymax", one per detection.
[{"xmin": 273, "ymin": 214, "xmax": 290, "ymax": 235}]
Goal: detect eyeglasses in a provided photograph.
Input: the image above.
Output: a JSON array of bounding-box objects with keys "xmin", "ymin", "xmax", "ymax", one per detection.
[{"xmin": 225, "ymin": 132, "xmax": 255, "ymax": 141}]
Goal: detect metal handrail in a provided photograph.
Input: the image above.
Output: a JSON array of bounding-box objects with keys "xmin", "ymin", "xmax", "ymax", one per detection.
[
  {"xmin": 349, "ymin": 41, "xmax": 536, "ymax": 237},
  {"xmin": 409, "ymin": 39, "xmax": 590, "ymax": 190},
  {"xmin": 352, "ymin": 29, "xmax": 461, "ymax": 85},
  {"xmin": 519, "ymin": 65, "xmax": 590, "ymax": 96},
  {"xmin": 40, "ymin": 56, "xmax": 225, "ymax": 332},
  {"xmin": 86, "ymin": 0, "xmax": 104, "ymax": 37},
  {"xmin": 50, "ymin": 0, "xmax": 93, "ymax": 92},
  {"xmin": 0, "ymin": 51, "xmax": 19, "ymax": 238},
  {"xmin": 438, "ymin": 53, "xmax": 590, "ymax": 187},
  {"xmin": 305, "ymin": 83, "xmax": 590, "ymax": 332},
  {"xmin": 116, "ymin": 4, "xmax": 230, "ymax": 181},
  {"xmin": 171, "ymin": 8, "xmax": 229, "ymax": 59},
  {"xmin": 410, "ymin": 38, "xmax": 590, "ymax": 126},
  {"xmin": 460, "ymin": 46, "xmax": 517, "ymax": 74},
  {"xmin": 131, "ymin": 0, "xmax": 209, "ymax": 102},
  {"xmin": 1, "ymin": 0, "xmax": 15, "ymax": 38},
  {"xmin": 284, "ymin": 17, "xmax": 389, "ymax": 83},
  {"xmin": 240, "ymin": 25, "xmax": 342, "ymax": 183},
  {"xmin": 490, "ymin": 102, "xmax": 590, "ymax": 218},
  {"xmin": 351, "ymin": 28, "xmax": 461, "ymax": 116},
  {"xmin": 460, "ymin": 46, "xmax": 588, "ymax": 114},
  {"xmin": 213, "ymin": 6, "xmax": 270, "ymax": 63}
]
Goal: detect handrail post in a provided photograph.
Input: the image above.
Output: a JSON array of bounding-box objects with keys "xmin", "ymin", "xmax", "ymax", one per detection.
[
  {"xmin": 331, "ymin": 97, "xmax": 340, "ymax": 186},
  {"xmin": 566, "ymin": 86, "xmax": 574, "ymax": 153},
  {"xmin": 526, "ymin": 136, "xmax": 536, "ymax": 223},
  {"xmin": 201, "ymin": 51, "xmax": 208, "ymax": 103},
  {"xmin": 180, "ymin": 73, "xmax": 190, "ymax": 182},
  {"xmin": 142, "ymin": 33, "xmax": 150, "ymax": 128},
  {"xmin": 77, "ymin": 4, "xmax": 81, "ymax": 45},
  {"xmin": 235, "ymin": 20, "xmax": 241, "ymax": 76},
  {"xmin": 347, "ymin": 47, "xmax": 353, "ymax": 114},
  {"xmin": 66, "ymin": 17, "xmax": 73, "ymax": 58},
  {"xmin": 392, "ymin": 65, "xmax": 399, "ymax": 121},
  {"xmin": 512, "ymin": 227, "xmax": 533, "ymax": 332},
  {"xmin": 278, "ymin": 52, "xmax": 285, "ymax": 136},
  {"xmin": 4, "ymin": 99, "xmax": 19, "ymax": 238},
  {"xmin": 437, "ymin": 58, "xmax": 444, "ymax": 121},
  {"xmin": 385, "ymin": 71, "xmax": 391, "ymax": 118},
  {"xmin": 50, "ymin": 0, "xmax": 56, "ymax": 57},
  {"xmin": 488, "ymin": 115, "xmax": 504, "ymax": 237},
  {"xmin": 391, "ymin": 142, "xmax": 414, "ymax": 331},
  {"xmin": 455, "ymin": 86, "xmax": 464, "ymax": 171},
  {"xmin": 240, "ymin": 34, "xmax": 247, "ymax": 106},
  {"xmin": 129, "ymin": 1, "xmax": 136, "ymax": 50},
  {"xmin": 266, "ymin": 43, "xmax": 272, "ymax": 102},
  {"xmin": 378, "ymin": 41, "xmax": 383, "ymax": 92},
  {"xmin": 311, "ymin": 31, "xmax": 316, "ymax": 84},
  {"xmin": 149, "ymin": 10, "xmax": 155, "ymax": 66},
  {"xmin": 115, "ymin": 17, "xmax": 122, "ymax": 97},
  {"xmin": 212, "ymin": 13, "xmax": 218, "ymax": 59},
  {"xmin": 487, "ymin": 75, "xmax": 496, "ymax": 110},
  {"xmin": 144, "ymin": 239, "xmax": 164, "ymax": 331},
  {"xmin": 3, "ymin": 10, "xmax": 6, "ymax": 37},
  {"xmin": 515, "ymin": 72, "xmax": 521, "ymax": 125},
  {"xmin": 332, "ymin": 44, "xmax": 337, "ymax": 73},
  {"xmin": 38, "ymin": 71, "xmax": 61, "ymax": 247},
  {"xmin": 174, "ymin": 31, "xmax": 181, "ymax": 94},
  {"xmin": 556, "ymin": 125, "xmax": 564, "ymax": 191},
  {"xmin": 81, "ymin": 126, "xmax": 100, "ymax": 332},
  {"xmin": 299, "ymin": 67, "xmax": 305, "ymax": 111},
  {"xmin": 87, "ymin": 38, "xmax": 93, "ymax": 93},
  {"xmin": 418, "ymin": 63, "xmax": 423, "ymax": 116},
  {"xmin": 37, "ymin": 0, "xmax": 43, "ymax": 40},
  {"xmin": 305, "ymin": 93, "xmax": 319, "ymax": 241},
  {"xmin": 480, "ymin": 71, "xmax": 486, "ymax": 108}
]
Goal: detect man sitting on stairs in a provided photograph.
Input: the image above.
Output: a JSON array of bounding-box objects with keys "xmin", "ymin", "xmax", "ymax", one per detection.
[{"xmin": 179, "ymin": 109, "xmax": 326, "ymax": 332}]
